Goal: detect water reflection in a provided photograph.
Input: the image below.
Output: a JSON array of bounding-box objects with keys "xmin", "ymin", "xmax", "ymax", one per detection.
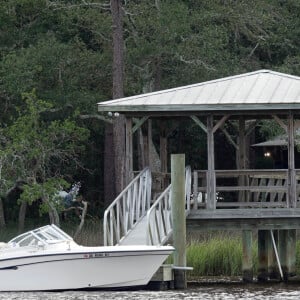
[{"xmin": 1, "ymin": 283, "xmax": 300, "ymax": 299}]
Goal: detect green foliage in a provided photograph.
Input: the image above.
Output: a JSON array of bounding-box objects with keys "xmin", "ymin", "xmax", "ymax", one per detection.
[
  {"xmin": 0, "ymin": 0, "xmax": 299, "ymax": 222},
  {"xmin": 19, "ymin": 178, "xmax": 69, "ymax": 214},
  {"xmin": 0, "ymin": 90, "xmax": 89, "ymax": 220}
]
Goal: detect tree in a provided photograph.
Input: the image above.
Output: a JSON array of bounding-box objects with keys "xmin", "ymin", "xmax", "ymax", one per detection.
[{"xmin": 0, "ymin": 91, "xmax": 89, "ymax": 230}]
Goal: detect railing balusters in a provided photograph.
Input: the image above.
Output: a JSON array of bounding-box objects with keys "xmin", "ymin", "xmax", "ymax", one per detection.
[
  {"xmin": 103, "ymin": 167, "xmax": 151, "ymax": 246},
  {"xmin": 146, "ymin": 166, "xmax": 191, "ymax": 245}
]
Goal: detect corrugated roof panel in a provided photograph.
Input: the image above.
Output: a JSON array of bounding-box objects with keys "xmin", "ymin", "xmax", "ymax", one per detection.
[
  {"xmin": 212, "ymin": 80, "xmax": 230, "ymax": 104},
  {"xmin": 98, "ymin": 70, "xmax": 300, "ymax": 112},
  {"xmin": 273, "ymin": 77, "xmax": 295, "ymax": 103},
  {"xmin": 245, "ymin": 73, "xmax": 268, "ymax": 103},
  {"xmin": 285, "ymin": 80, "xmax": 300, "ymax": 102},
  {"xmin": 193, "ymin": 85, "xmax": 206, "ymax": 104},
  {"xmin": 228, "ymin": 76, "xmax": 252, "ymax": 103},
  {"xmin": 264, "ymin": 74, "xmax": 283, "ymax": 103},
  {"xmin": 217, "ymin": 78, "xmax": 238, "ymax": 104},
  {"xmin": 226, "ymin": 77, "xmax": 246, "ymax": 103},
  {"xmin": 205, "ymin": 83, "xmax": 220, "ymax": 103},
  {"xmin": 175, "ymin": 88, "xmax": 190, "ymax": 104}
]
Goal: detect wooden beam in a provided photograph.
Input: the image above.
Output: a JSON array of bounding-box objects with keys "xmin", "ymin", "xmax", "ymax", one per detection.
[
  {"xmin": 221, "ymin": 127, "xmax": 238, "ymax": 150},
  {"xmin": 190, "ymin": 115, "xmax": 207, "ymax": 133},
  {"xmin": 212, "ymin": 115, "xmax": 231, "ymax": 133},
  {"xmin": 187, "ymin": 208, "xmax": 300, "ymax": 219},
  {"xmin": 272, "ymin": 115, "xmax": 287, "ymax": 133},
  {"xmin": 245, "ymin": 120, "xmax": 257, "ymax": 136},
  {"xmin": 132, "ymin": 116, "xmax": 149, "ymax": 133},
  {"xmin": 187, "ymin": 218, "xmax": 300, "ymax": 231}
]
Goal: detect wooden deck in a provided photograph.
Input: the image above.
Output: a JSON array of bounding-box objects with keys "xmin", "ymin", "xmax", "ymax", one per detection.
[
  {"xmin": 187, "ymin": 208, "xmax": 300, "ymax": 230},
  {"xmin": 187, "ymin": 169, "xmax": 300, "ymax": 230}
]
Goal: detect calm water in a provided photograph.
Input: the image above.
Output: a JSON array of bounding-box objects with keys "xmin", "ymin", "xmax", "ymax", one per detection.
[{"xmin": 2, "ymin": 283, "xmax": 300, "ymax": 300}]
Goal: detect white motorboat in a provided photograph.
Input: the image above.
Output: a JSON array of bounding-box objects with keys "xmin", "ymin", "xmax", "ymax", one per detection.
[{"xmin": 0, "ymin": 224, "xmax": 174, "ymax": 291}]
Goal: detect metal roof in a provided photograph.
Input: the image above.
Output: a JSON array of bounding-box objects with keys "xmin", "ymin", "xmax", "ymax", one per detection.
[
  {"xmin": 97, "ymin": 70, "xmax": 300, "ymax": 113},
  {"xmin": 252, "ymin": 137, "xmax": 288, "ymax": 147}
]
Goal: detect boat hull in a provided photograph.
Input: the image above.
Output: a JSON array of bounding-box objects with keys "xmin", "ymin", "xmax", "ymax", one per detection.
[{"xmin": 0, "ymin": 247, "xmax": 173, "ymax": 291}]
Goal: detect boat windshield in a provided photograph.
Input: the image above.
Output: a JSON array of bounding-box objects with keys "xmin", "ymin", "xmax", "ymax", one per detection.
[{"xmin": 8, "ymin": 224, "xmax": 73, "ymax": 247}]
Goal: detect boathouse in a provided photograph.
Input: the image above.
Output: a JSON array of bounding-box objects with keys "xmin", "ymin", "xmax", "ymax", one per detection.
[{"xmin": 98, "ymin": 69, "xmax": 300, "ymax": 282}]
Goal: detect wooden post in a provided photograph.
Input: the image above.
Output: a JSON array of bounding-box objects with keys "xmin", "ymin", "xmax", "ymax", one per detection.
[
  {"xmin": 239, "ymin": 119, "xmax": 253, "ymax": 282},
  {"xmin": 287, "ymin": 112, "xmax": 297, "ymax": 280},
  {"xmin": 171, "ymin": 154, "xmax": 187, "ymax": 289},
  {"xmin": 137, "ymin": 128, "xmax": 145, "ymax": 169},
  {"xmin": 257, "ymin": 230, "xmax": 269, "ymax": 282},
  {"xmin": 125, "ymin": 117, "xmax": 133, "ymax": 185},
  {"xmin": 238, "ymin": 117, "xmax": 246, "ymax": 202},
  {"xmin": 242, "ymin": 230, "xmax": 253, "ymax": 282},
  {"xmin": 207, "ymin": 115, "xmax": 216, "ymax": 210},
  {"xmin": 278, "ymin": 230, "xmax": 288, "ymax": 281},
  {"xmin": 160, "ymin": 120, "xmax": 168, "ymax": 189},
  {"xmin": 287, "ymin": 111, "xmax": 296, "ymax": 208},
  {"xmin": 287, "ymin": 229, "xmax": 297, "ymax": 278}
]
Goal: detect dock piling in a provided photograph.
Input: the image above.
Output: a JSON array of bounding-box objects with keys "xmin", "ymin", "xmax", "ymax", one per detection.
[
  {"xmin": 171, "ymin": 154, "xmax": 187, "ymax": 289},
  {"xmin": 242, "ymin": 230, "xmax": 253, "ymax": 282}
]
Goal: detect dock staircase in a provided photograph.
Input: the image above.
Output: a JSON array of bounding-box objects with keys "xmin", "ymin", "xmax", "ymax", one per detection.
[{"xmin": 103, "ymin": 166, "xmax": 191, "ymax": 246}]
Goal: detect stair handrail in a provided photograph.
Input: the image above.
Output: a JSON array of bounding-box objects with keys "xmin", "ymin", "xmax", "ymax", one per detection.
[
  {"xmin": 146, "ymin": 166, "xmax": 191, "ymax": 245},
  {"xmin": 103, "ymin": 167, "xmax": 151, "ymax": 246},
  {"xmin": 185, "ymin": 165, "xmax": 192, "ymax": 213}
]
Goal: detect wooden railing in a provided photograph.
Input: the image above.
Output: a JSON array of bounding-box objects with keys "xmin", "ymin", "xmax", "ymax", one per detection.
[{"xmin": 191, "ymin": 169, "xmax": 297, "ymax": 209}]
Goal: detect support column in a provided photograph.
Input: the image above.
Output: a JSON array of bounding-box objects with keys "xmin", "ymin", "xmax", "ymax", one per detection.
[
  {"xmin": 287, "ymin": 111, "xmax": 296, "ymax": 207},
  {"xmin": 287, "ymin": 112, "xmax": 297, "ymax": 280},
  {"xmin": 207, "ymin": 115, "xmax": 216, "ymax": 210},
  {"xmin": 171, "ymin": 154, "xmax": 187, "ymax": 289},
  {"xmin": 257, "ymin": 230, "xmax": 269, "ymax": 282},
  {"xmin": 160, "ymin": 121, "xmax": 168, "ymax": 189},
  {"xmin": 242, "ymin": 230, "xmax": 253, "ymax": 282},
  {"xmin": 238, "ymin": 117, "xmax": 248, "ymax": 202},
  {"xmin": 287, "ymin": 229, "xmax": 297, "ymax": 278},
  {"xmin": 278, "ymin": 230, "xmax": 288, "ymax": 281}
]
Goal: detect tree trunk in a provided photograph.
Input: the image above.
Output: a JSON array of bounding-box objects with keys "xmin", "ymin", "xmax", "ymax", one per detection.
[
  {"xmin": 18, "ymin": 201, "xmax": 27, "ymax": 232},
  {"xmin": 0, "ymin": 199, "xmax": 5, "ymax": 228},
  {"xmin": 111, "ymin": 0, "xmax": 125, "ymax": 195},
  {"xmin": 104, "ymin": 123, "xmax": 116, "ymax": 205}
]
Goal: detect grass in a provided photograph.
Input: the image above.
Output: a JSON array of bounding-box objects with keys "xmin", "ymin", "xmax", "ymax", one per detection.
[
  {"xmin": 186, "ymin": 232, "xmax": 258, "ymax": 278},
  {"xmin": 186, "ymin": 233, "xmax": 300, "ymax": 278}
]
